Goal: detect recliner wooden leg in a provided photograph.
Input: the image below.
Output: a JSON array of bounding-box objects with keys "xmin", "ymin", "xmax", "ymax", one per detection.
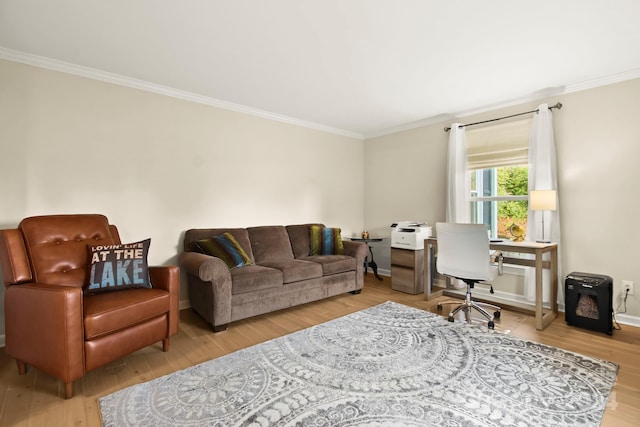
[
  {"xmin": 162, "ymin": 338, "xmax": 170, "ymax": 352},
  {"xmin": 16, "ymin": 360, "xmax": 27, "ymax": 375},
  {"xmin": 64, "ymin": 382, "xmax": 73, "ymax": 399}
]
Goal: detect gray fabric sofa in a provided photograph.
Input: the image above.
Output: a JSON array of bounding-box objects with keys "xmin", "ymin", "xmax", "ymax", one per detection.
[{"xmin": 179, "ymin": 224, "xmax": 368, "ymax": 331}]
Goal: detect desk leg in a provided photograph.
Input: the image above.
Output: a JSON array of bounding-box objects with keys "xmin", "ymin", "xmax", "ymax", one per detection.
[
  {"xmin": 550, "ymin": 247, "xmax": 559, "ymax": 317},
  {"xmin": 425, "ymin": 244, "xmax": 438, "ymax": 300},
  {"xmin": 535, "ymin": 247, "xmax": 559, "ymax": 330},
  {"xmin": 534, "ymin": 250, "xmax": 544, "ymax": 330}
]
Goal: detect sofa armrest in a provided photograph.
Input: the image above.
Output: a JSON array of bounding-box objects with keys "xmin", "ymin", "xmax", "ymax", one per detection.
[
  {"xmin": 179, "ymin": 252, "xmax": 231, "ymax": 282},
  {"xmin": 149, "ymin": 265, "xmax": 180, "ymax": 336},
  {"xmin": 342, "ymin": 240, "xmax": 368, "ymax": 289},
  {"xmin": 4, "ymin": 283, "xmax": 84, "ymax": 384},
  {"xmin": 179, "ymin": 252, "xmax": 232, "ymax": 330}
]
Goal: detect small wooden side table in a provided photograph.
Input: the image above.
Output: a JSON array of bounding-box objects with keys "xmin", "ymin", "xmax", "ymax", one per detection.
[{"xmin": 350, "ymin": 238, "xmax": 383, "ymax": 281}]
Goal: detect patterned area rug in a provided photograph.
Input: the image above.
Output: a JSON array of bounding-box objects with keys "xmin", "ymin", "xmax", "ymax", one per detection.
[{"xmin": 99, "ymin": 302, "xmax": 618, "ymax": 426}]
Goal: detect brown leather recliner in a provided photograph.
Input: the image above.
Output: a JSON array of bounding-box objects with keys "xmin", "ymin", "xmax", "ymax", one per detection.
[{"xmin": 0, "ymin": 214, "xmax": 180, "ymax": 399}]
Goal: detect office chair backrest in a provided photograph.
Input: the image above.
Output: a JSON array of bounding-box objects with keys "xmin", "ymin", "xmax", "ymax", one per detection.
[{"xmin": 436, "ymin": 222, "xmax": 492, "ymax": 281}]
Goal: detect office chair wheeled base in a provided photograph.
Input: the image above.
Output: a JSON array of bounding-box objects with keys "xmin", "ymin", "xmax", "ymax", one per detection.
[{"xmin": 437, "ymin": 289, "xmax": 501, "ymax": 329}]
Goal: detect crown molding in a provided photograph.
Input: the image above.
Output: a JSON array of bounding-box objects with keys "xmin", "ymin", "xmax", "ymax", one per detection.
[
  {"xmin": 3, "ymin": 46, "xmax": 639, "ymax": 142},
  {"xmin": 0, "ymin": 47, "xmax": 363, "ymax": 140},
  {"xmin": 563, "ymin": 68, "xmax": 640, "ymax": 94},
  {"xmin": 365, "ymin": 67, "xmax": 640, "ymax": 139},
  {"xmin": 363, "ymin": 114, "xmax": 456, "ymax": 139}
]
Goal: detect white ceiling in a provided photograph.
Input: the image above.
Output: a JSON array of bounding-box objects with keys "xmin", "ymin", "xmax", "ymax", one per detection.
[{"xmin": 2, "ymin": 0, "xmax": 640, "ymax": 138}]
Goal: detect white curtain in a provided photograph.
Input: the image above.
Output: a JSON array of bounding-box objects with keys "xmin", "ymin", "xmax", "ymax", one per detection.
[
  {"xmin": 446, "ymin": 124, "xmax": 470, "ymax": 223},
  {"xmin": 445, "ymin": 124, "xmax": 470, "ymax": 289},
  {"xmin": 524, "ymin": 104, "xmax": 562, "ymax": 303}
]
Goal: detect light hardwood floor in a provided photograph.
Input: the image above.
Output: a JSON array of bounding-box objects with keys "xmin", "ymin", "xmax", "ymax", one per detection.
[{"xmin": 1, "ymin": 275, "xmax": 639, "ymax": 426}]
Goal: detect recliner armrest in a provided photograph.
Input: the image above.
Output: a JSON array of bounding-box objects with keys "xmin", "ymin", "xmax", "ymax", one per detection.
[
  {"xmin": 149, "ymin": 265, "xmax": 180, "ymax": 336},
  {"xmin": 0, "ymin": 229, "xmax": 33, "ymax": 286},
  {"xmin": 4, "ymin": 283, "xmax": 84, "ymax": 384},
  {"xmin": 149, "ymin": 265, "xmax": 180, "ymax": 291}
]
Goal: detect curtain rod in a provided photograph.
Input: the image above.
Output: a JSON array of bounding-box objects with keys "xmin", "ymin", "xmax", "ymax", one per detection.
[{"xmin": 444, "ymin": 102, "xmax": 563, "ymax": 132}]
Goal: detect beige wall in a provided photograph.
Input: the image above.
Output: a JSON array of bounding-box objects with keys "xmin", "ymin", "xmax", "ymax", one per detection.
[
  {"xmin": 2, "ymin": 56, "xmax": 639, "ymax": 338},
  {"xmin": 0, "ymin": 59, "xmax": 365, "ymax": 339},
  {"xmin": 364, "ymin": 78, "xmax": 640, "ymax": 322}
]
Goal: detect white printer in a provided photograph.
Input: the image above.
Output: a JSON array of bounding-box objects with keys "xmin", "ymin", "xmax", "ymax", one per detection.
[{"xmin": 391, "ymin": 221, "xmax": 432, "ymax": 250}]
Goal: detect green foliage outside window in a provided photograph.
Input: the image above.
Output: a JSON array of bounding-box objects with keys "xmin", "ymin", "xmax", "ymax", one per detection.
[{"xmin": 497, "ymin": 166, "xmax": 528, "ymax": 237}]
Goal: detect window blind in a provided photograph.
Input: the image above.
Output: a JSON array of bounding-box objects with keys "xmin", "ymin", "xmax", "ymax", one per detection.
[{"xmin": 466, "ymin": 118, "xmax": 532, "ymax": 170}]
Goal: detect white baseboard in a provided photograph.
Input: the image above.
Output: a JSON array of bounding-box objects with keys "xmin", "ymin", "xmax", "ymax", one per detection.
[
  {"xmin": 0, "ymin": 334, "xmax": 4, "ymax": 348},
  {"xmin": 614, "ymin": 313, "xmax": 640, "ymax": 328}
]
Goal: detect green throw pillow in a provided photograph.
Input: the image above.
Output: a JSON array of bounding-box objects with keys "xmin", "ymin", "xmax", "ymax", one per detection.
[
  {"xmin": 86, "ymin": 239, "xmax": 152, "ymax": 294},
  {"xmin": 309, "ymin": 225, "xmax": 344, "ymax": 255},
  {"xmin": 196, "ymin": 232, "xmax": 253, "ymax": 269}
]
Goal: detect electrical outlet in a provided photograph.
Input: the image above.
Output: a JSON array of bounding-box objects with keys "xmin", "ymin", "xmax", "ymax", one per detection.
[{"xmin": 622, "ymin": 280, "xmax": 634, "ymax": 295}]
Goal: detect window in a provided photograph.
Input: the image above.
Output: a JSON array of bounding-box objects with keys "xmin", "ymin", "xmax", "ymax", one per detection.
[
  {"xmin": 470, "ymin": 166, "xmax": 528, "ymax": 239},
  {"xmin": 466, "ymin": 119, "xmax": 531, "ymax": 239}
]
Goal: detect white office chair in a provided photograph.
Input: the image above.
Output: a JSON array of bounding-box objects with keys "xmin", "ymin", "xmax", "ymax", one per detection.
[{"xmin": 435, "ymin": 222, "xmax": 502, "ymax": 329}]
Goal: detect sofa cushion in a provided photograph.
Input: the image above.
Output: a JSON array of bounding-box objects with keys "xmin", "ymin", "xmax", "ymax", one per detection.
[
  {"xmin": 247, "ymin": 226, "xmax": 294, "ymax": 263},
  {"xmin": 83, "ymin": 287, "xmax": 169, "ymax": 340},
  {"xmin": 195, "ymin": 232, "xmax": 253, "ymax": 269},
  {"xmin": 286, "ymin": 223, "xmax": 323, "ymax": 259},
  {"xmin": 302, "ymin": 255, "xmax": 356, "ymax": 276},
  {"xmin": 86, "ymin": 239, "xmax": 152, "ymax": 294},
  {"xmin": 259, "ymin": 259, "xmax": 322, "ymax": 284},
  {"xmin": 309, "ymin": 225, "xmax": 344, "ymax": 255},
  {"xmin": 231, "ymin": 265, "xmax": 283, "ymax": 294}
]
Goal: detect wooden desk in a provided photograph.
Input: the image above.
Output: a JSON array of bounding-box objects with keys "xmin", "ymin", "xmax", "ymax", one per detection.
[{"xmin": 424, "ymin": 237, "xmax": 558, "ymax": 330}]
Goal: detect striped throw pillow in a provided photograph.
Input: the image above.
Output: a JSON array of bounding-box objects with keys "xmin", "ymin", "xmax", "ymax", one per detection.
[
  {"xmin": 309, "ymin": 225, "xmax": 344, "ymax": 255},
  {"xmin": 196, "ymin": 232, "xmax": 252, "ymax": 269}
]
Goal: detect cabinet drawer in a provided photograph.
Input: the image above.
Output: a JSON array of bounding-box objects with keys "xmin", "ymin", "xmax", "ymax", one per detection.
[
  {"xmin": 391, "ymin": 266, "xmax": 418, "ymax": 294},
  {"xmin": 391, "ymin": 248, "xmax": 418, "ymax": 267}
]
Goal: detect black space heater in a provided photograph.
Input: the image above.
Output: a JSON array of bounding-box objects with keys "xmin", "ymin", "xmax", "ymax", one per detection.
[{"xmin": 565, "ymin": 272, "xmax": 613, "ymax": 335}]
